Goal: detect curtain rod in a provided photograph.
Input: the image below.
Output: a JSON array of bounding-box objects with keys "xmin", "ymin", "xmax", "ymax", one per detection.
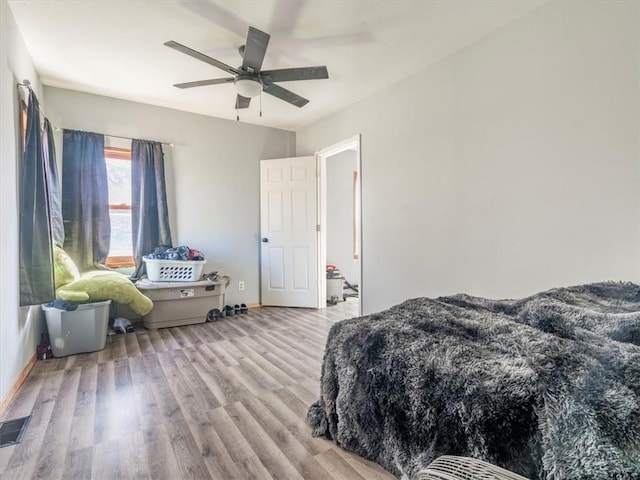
[{"xmin": 51, "ymin": 127, "xmax": 174, "ymax": 148}]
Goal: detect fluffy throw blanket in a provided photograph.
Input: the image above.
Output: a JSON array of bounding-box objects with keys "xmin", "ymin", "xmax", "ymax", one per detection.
[{"xmin": 307, "ymin": 282, "xmax": 640, "ymax": 479}]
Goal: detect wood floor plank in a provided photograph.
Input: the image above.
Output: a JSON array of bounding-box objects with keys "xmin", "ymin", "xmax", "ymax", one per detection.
[
  {"xmin": 6, "ymin": 370, "xmax": 65, "ymax": 475},
  {"xmin": 205, "ymin": 340, "xmax": 240, "ymax": 367},
  {"xmin": 224, "ymin": 401, "xmax": 306, "ymax": 480},
  {"xmin": 211, "ymin": 339, "xmax": 245, "ymax": 364},
  {"xmin": 268, "ymin": 329, "xmax": 325, "ymax": 362},
  {"xmin": 176, "ymin": 347, "xmax": 222, "ymax": 402},
  {"xmin": 123, "ymin": 329, "xmax": 142, "ymax": 357},
  {"xmin": 141, "ymin": 353, "xmax": 184, "ymax": 422},
  {"xmin": 211, "ymin": 318, "xmax": 245, "ymax": 340},
  {"xmin": 237, "ymin": 356, "xmax": 285, "ymax": 391},
  {"xmin": 167, "ymin": 326, "xmax": 194, "ymax": 349},
  {"xmin": 146, "ymin": 328, "xmax": 168, "ymax": 353},
  {"xmin": 185, "ymin": 416, "xmax": 245, "ymax": 480},
  {"xmin": 0, "ymin": 444, "xmax": 14, "ymax": 474},
  {"xmin": 287, "ymin": 381, "xmax": 322, "ymax": 407},
  {"xmin": 336, "ymin": 447, "xmax": 399, "ymax": 480},
  {"xmin": 207, "ymin": 407, "xmax": 258, "ymax": 463},
  {"xmin": 188, "ymin": 322, "xmax": 218, "ymax": 344},
  {"xmin": 251, "ymin": 334, "xmax": 320, "ymax": 380},
  {"xmin": 238, "ymin": 395, "xmax": 333, "ymax": 480},
  {"xmin": 93, "ymin": 362, "xmax": 117, "ymax": 445},
  {"xmin": 110, "ymin": 333, "xmax": 128, "ymax": 360},
  {"xmin": 315, "ymin": 448, "xmax": 368, "ymax": 480},
  {"xmin": 128, "ymin": 355, "xmax": 164, "ymax": 431},
  {"xmin": 178, "ymin": 323, "xmax": 206, "ymax": 346},
  {"xmin": 31, "ymin": 367, "xmax": 81, "ymax": 479},
  {"xmin": 64, "ymin": 350, "xmax": 100, "ymax": 370},
  {"xmin": 143, "ymin": 423, "xmax": 183, "ymax": 480},
  {"xmin": 187, "ymin": 345, "xmax": 236, "ymax": 406},
  {"xmin": 91, "ymin": 438, "xmax": 123, "ymax": 480},
  {"xmin": 260, "ymin": 330, "xmax": 324, "ymax": 367},
  {"xmin": 165, "ymin": 418, "xmax": 212, "ymax": 479},
  {"xmin": 60, "ymin": 446, "xmax": 93, "ymax": 480},
  {"xmin": 231, "ymin": 340, "xmax": 299, "ymax": 387},
  {"xmin": 238, "ymin": 455, "xmax": 276, "ymax": 480},
  {"xmin": 0, "ymin": 372, "xmax": 43, "ymax": 422},
  {"xmin": 135, "ymin": 330, "xmax": 155, "ymax": 355},
  {"xmin": 158, "ymin": 327, "xmax": 181, "ymax": 350},
  {"xmin": 118, "ymin": 430, "xmax": 151, "ymax": 479},
  {"xmin": 260, "ymin": 390, "xmax": 330, "ymax": 456}
]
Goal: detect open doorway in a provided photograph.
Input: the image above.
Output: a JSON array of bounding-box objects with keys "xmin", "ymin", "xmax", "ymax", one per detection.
[{"xmin": 318, "ymin": 135, "xmax": 362, "ymax": 315}]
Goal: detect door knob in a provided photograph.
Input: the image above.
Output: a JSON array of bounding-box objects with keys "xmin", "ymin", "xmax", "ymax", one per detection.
[{"xmin": 261, "ymin": 237, "xmax": 269, "ymax": 243}]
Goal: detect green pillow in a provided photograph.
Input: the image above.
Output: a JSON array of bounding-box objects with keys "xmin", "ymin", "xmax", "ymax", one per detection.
[
  {"xmin": 53, "ymin": 245, "xmax": 81, "ymax": 290},
  {"xmin": 56, "ymin": 270, "xmax": 153, "ymax": 316}
]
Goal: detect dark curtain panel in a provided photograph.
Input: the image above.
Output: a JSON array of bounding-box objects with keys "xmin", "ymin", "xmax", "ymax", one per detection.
[
  {"xmin": 131, "ymin": 139, "xmax": 172, "ymax": 279},
  {"xmin": 43, "ymin": 119, "xmax": 64, "ymax": 247},
  {"xmin": 62, "ymin": 129, "xmax": 110, "ymax": 271},
  {"xmin": 19, "ymin": 89, "xmax": 55, "ymax": 305}
]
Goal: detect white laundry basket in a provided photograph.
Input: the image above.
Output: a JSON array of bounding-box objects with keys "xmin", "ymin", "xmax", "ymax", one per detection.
[{"xmin": 143, "ymin": 257, "xmax": 206, "ymax": 282}]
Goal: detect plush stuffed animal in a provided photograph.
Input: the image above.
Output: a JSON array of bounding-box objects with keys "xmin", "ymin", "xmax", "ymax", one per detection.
[{"xmin": 53, "ymin": 246, "xmax": 153, "ymax": 316}]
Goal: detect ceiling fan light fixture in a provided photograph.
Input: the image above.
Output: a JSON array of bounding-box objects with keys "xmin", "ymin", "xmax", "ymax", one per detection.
[{"xmin": 235, "ymin": 76, "xmax": 262, "ymax": 98}]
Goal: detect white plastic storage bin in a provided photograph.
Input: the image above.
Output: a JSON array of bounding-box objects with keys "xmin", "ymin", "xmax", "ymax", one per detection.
[
  {"xmin": 136, "ymin": 277, "xmax": 229, "ymax": 329},
  {"xmin": 327, "ymin": 278, "xmax": 344, "ymax": 304},
  {"xmin": 41, "ymin": 300, "xmax": 111, "ymax": 357},
  {"xmin": 143, "ymin": 257, "xmax": 206, "ymax": 282}
]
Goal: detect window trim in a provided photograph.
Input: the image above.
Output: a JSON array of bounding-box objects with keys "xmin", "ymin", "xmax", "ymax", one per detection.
[{"xmin": 105, "ymin": 147, "xmax": 135, "ymax": 268}]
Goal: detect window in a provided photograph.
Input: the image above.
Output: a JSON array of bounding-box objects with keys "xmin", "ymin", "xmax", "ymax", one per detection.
[{"xmin": 105, "ymin": 147, "xmax": 134, "ymax": 267}]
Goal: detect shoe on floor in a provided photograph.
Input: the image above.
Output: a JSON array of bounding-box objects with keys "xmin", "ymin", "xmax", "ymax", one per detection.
[
  {"xmin": 206, "ymin": 308, "xmax": 221, "ymax": 322},
  {"xmin": 234, "ymin": 304, "xmax": 241, "ymax": 315},
  {"xmin": 240, "ymin": 303, "xmax": 248, "ymax": 314},
  {"xmin": 224, "ymin": 305, "xmax": 235, "ymax": 317}
]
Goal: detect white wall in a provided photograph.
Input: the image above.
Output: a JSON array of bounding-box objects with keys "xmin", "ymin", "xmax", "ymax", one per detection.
[
  {"xmin": 326, "ymin": 150, "xmax": 359, "ymax": 284},
  {"xmin": 0, "ymin": 0, "xmax": 46, "ymax": 407},
  {"xmin": 44, "ymin": 87, "xmax": 295, "ymax": 306},
  {"xmin": 297, "ymin": 0, "xmax": 640, "ymax": 315}
]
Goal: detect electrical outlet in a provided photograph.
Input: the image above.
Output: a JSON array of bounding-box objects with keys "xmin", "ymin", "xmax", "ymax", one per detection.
[{"xmin": 238, "ymin": 281, "xmax": 245, "ymax": 291}]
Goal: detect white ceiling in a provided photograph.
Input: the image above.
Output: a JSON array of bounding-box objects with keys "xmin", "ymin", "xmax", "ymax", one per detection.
[{"xmin": 8, "ymin": 0, "xmax": 547, "ymax": 131}]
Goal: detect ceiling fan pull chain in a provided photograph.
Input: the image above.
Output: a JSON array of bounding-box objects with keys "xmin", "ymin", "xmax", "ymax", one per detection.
[{"xmin": 260, "ymin": 91, "xmax": 263, "ymax": 117}]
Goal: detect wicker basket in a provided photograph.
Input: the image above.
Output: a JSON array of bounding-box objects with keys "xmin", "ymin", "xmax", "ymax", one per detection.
[
  {"xmin": 143, "ymin": 257, "xmax": 206, "ymax": 282},
  {"xmin": 418, "ymin": 456, "xmax": 529, "ymax": 480}
]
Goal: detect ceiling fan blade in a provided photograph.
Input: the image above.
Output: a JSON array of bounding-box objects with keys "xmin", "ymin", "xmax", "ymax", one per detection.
[
  {"xmin": 173, "ymin": 77, "xmax": 234, "ymax": 89},
  {"xmin": 261, "ymin": 66, "xmax": 329, "ymax": 82},
  {"xmin": 235, "ymin": 95, "xmax": 251, "ymax": 109},
  {"xmin": 263, "ymin": 83, "xmax": 309, "ymax": 108},
  {"xmin": 241, "ymin": 27, "xmax": 270, "ymax": 73},
  {"xmin": 164, "ymin": 40, "xmax": 241, "ymax": 76}
]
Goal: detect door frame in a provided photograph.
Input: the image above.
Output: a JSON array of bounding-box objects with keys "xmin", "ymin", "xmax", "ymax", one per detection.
[{"xmin": 317, "ymin": 135, "xmax": 362, "ymax": 313}]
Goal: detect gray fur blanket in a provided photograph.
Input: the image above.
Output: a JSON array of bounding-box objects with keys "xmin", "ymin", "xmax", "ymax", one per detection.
[{"xmin": 307, "ymin": 282, "xmax": 640, "ymax": 479}]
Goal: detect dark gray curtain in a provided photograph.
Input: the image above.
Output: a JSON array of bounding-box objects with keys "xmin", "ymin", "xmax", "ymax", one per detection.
[
  {"xmin": 131, "ymin": 139, "xmax": 172, "ymax": 279},
  {"xmin": 43, "ymin": 119, "xmax": 64, "ymax": 247},
  {"xmin": 62, "ymin": 129, "xmax": 110, "ymax": 271},
  {"xmin": 19, "ymin": 89, "xmax": 55, "ymax": 305}
]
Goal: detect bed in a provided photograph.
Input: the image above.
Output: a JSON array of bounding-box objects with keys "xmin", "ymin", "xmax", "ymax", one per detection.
[{"xmin": 307, "ymin": 282, "xmax": 640, "ymax": 479}]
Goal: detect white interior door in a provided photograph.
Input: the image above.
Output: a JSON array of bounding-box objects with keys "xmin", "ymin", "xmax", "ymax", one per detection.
[{"xmin": 260, "ymin": 156, "xmax": 318, "ymax": 307}]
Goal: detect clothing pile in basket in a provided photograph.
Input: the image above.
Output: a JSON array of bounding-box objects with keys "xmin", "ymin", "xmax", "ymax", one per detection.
[{"xmin": 145, "ymin": 245, "xmax": 205, "ymax": 261}]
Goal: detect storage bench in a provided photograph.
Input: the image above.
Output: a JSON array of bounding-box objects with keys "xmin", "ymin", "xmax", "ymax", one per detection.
[{"xmin": 136, "ymin": 276, "xmax": 229, "ymax": 329}]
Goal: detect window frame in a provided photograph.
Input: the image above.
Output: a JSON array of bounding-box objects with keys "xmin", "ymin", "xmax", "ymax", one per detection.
[{"xmin": 104, "ymin": 146, "xmax": 135, "ymax": 268}]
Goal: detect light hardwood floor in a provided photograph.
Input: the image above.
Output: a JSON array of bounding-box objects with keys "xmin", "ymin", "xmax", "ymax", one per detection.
[{"xmin": 0, "ymin": 300, "xmax": 395, "ymax": 480}]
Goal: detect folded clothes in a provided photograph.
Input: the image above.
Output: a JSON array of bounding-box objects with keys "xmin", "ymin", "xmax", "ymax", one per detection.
[
  {"xmin": 45, "ymin": 299, "xmax": 78, "ymax": 311},
  {"xmin": 145, "ymin": 245, "xmax": 205, "ymax": 261}
]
